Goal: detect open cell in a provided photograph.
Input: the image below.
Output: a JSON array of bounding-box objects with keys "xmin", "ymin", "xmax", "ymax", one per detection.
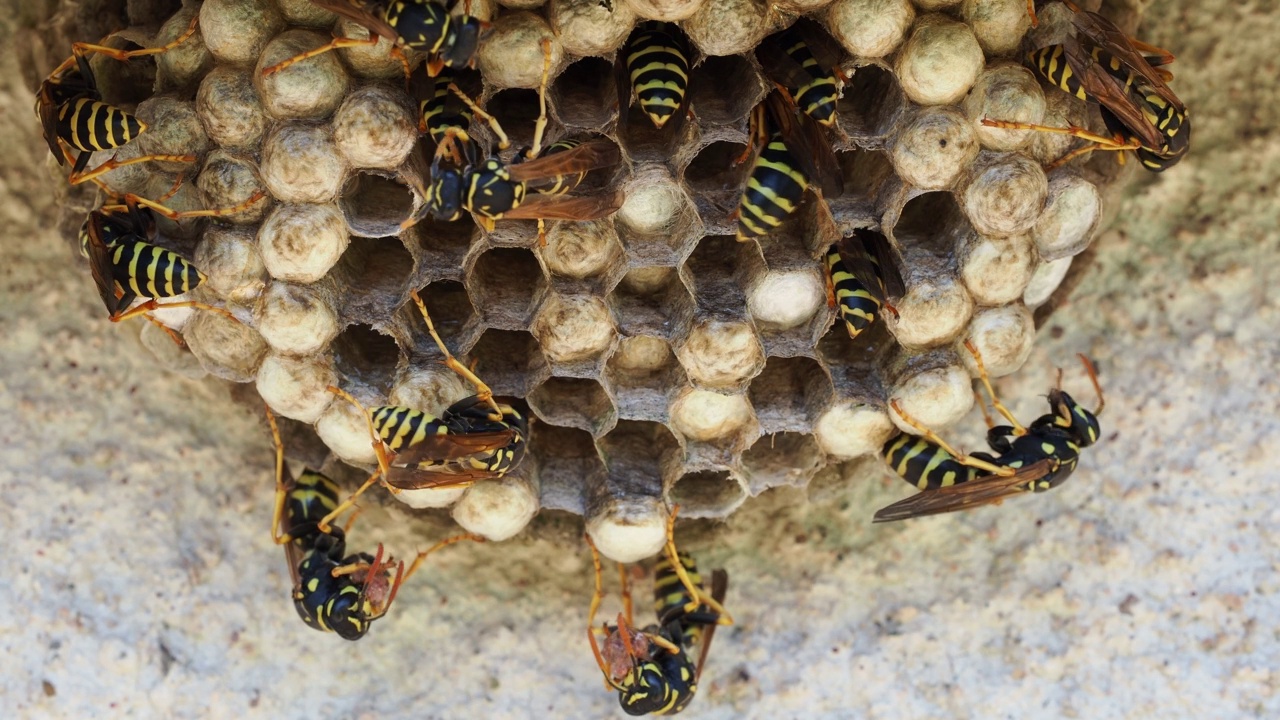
[
  {"xmin": 527, "ymin": 376, "xmax": 618, "ymax": 437},
  {"xmin": 485, "ymin": 88, "xmax": 543, "ymax": 154},
  {"xmin": 531, "ymin": 423, "xmax": 605, "ymax": 514},
  {"xmin": 683, "ymin": 140, "xmax": 749, "ymax": 195},
  {"xmin": 747, "ymin": 356, "xmax": 834, "ymax": 434},
  {"xmin": 597, "ymin": 420, "xmax": 680, "ymax": 497},
  {"xmin": 331, "ymin": 236, "xmax": 414, "ymax": 320},
  {"xmin": 609, "ymin": 266, "xmax": 695, "ymax": 339},
  {"xmin": 681, "ymin": 235, "xmax": 764, "ymax": 315},
  {"xmin": 550, "ymin": 56, "xmax": 617, "ymax": 129},
  {"xmin": 836, "ymin": 149, "xmax": 896, "ymax": 206},
  {"xmin": 740, "ymin": 432, "xmax": 824, "ymax": 494},
  {"xmin": 467, "ymin": 247, "xmax": 546, "ymax": 329},
  {"xmin": 816, "ymin": 322, "xmax": 886, "ymax": 399},
  {"xmin": 338, "ymin": 171, "xmax": 415, "ymax": 238},
  {"xmin": 667, "ymin": 469, "xmax": 747, "ymax": 519},
  {"xmin": 892, "ymin": 191, "xmax": 968, "ymax": 256},
  {"xmin": 410, "ymin": 217, "xmax": 478, "ymax": 283},
  {"xmin": 688, "ymin": 54, "xmax": 761, "ymax": 126},
  {"xmin": 835, "ymin": 63, "xmax": 906, "ymax": 143},
  {"xmin": 411, "ymin": 280, "xmax": 477, "ymax": 354},
  {"xmin": 468, "ymin": 329, "xmax": 549, "ymax": 397},
  {"xmin": 605, "ymin": 335, "xmax": 687, "ymax": 422},
  {"xmin": 331, "ymin": 322, "xmax": 401, "ymax": 391}
]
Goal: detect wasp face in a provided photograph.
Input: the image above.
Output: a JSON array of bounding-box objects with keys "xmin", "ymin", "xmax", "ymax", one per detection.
[{"xmin": 1047, "ymin": 389, "xmax": 1101, "ymax": 448}]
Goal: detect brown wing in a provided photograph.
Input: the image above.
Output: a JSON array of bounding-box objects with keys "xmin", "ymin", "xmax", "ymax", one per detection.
[
  {"xmin": 694, "ymin": 569, "xmax": 729, "ymax": 683},
  {"xmin": 505, "ymin": 140, "xmax": 621, "ymax": 183},
  {"xmin": 500, "ymin": 190, "xmax": 624, "ymax": 221},
  {"xmin": 871, "ymin": 460, "xmax": 1055, "ymax": 523},
  {"xmin": 763, "ymin": 90, "xmax": 843, "ymax": 198},
  {"xmin": 836, "ymin": 229, "xmax": 905, "ymax": 303},
  {"xmin": 754, "ymin": 35, "xmax": 822, "ymax": 91},
  {"xmin": 83, "ymin": 213, "xmax": 124, "ymax": 316},
  {"xmin": 1062, "ymin": 37, "xmax": 1168, "ymax": 152},
  {"xmin": 36, "ymin": 83, "xmax": 64, "ymax": 163},
  {"xmin": 386, "ymin": 465, "xmax": 495, "ymax": 490},
  {"xmin": 1071, "ymin": 11, "xmax": 1184, "ymax": 113},
  {"xmin": 390, "ymin": 428, "xmax": 517, "ymax": 467},
  {"xmin": 312, "ymin": 0, "xmax": 400, "ymax": 42}
]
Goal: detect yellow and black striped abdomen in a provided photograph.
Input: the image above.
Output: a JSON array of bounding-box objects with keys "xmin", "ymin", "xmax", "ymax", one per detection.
[
  {"xmin": 286, "ymin": 471, "xmax": 342, "ymax": 527},
  {"xmin": 531, "ymin": 140, "xmax": 586, "ymax": 196},
  {"xmin": 735, "ymin": 132, "xmax": 809, "ymax": 242},
  {"xmin": 653, "ymin": 551, "xmax": 706, "ymax": 647},
  {"xmin": 56, "ymin": 97, "xmax": 144, "ymax": 153},
  {"xmin": 883, "ymin": 434, "xmax": 982, "ymax": 490},
  {"xmin": 1028, "ymin": 45, "xmax": 1088, "ymax": 101},
  {"xmin": 826, "ymin": 246, "xmax": 882, "ymax": 339},
  {"xmin": 784, "ymin": 39, "xmax": 838, "ymax": 127},
  {"xmin": 421, "ymin": 69, "xmax": 472, "ymax": 146},
  {"xmin": 626, "ymin": 27, "xmax": 689, "ymax": 130},
  {"xmin": 111, "ymin": 240, "xmax": 205, "ymax": 300},
  {"xmin": 370, "ymin": 405, "xmax": 451, "ymax": 453}
]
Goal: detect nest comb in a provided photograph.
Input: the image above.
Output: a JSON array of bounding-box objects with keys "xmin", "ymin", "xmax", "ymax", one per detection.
[{"xmin": 34, "ymin": 0, "xmax": 1132, "ymax": 563}]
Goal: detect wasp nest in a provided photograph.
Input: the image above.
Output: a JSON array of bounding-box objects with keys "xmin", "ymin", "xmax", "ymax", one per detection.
[{"xmin": 44, "ymin": 0, "xmax": 1121, "ymax": 563}]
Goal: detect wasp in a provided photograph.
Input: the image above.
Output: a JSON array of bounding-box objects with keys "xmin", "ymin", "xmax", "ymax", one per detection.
[
  {"xmin": 825, "ymin": 229, "xmax": 906, "ymax": 341},
  {"xmin": 36, "ymin": 19, "xmax": 201, "ymax": 186},
  {"xmin": 616, "ymin": 22, "xmax": 692, "ymax": 137},
  {"xmin": 587, "ymin": 505, "xmax": 731, "ymax": 716},
  {"xmin": 321, "ymin": 290, "xmax": 529, "ymax": 527},
  {"xmin": 80, "ymin": 199, "xmax": 248, "ymax": 340},
  {"xmin": 983, "ymin": 1, "xmax": 1189, "ymax": 172},
  {"xmin": 755, "ymin": 22, "xmax": 847, "ymax": 129},
  {"xmin": 734, "ymin": 88, "xmax": 843, "ymax": 243},
  {"xmin": 262, "ymin": 0, "xmax": 487, "ymax": 80},
  {"xmin": 406, "ymin": 40, "xmax": 624, "ymax": 244},
  {"xmin": 874, "ymin": 340, "xmax": 1105, "ymax": 522},
  {"xmin": 265, "ymin": 409, "xmax": 481, "ymax": 640}
]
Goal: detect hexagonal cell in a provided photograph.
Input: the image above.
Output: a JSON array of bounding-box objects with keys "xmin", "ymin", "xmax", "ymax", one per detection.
[
  {"xmin": 688, "ymin": 54, "xmax": 761, "ymax": 125},
  {"xmin": 338, "ymin": 171, "xmax": 414, "ymax": 238},
  {"xmin": 681, "ymin": 235, "xmax": 766, "ymax": 317},
  {"xmin": 835, "ymin": 63, "xmax": 906, "ymax": 143},
  {"xmin": 533, "ymin": 423, "xmax": 604, "ymax": 514},
  {"xmin": 609, "ymin": 266, "xmax": 696, "ymax": 339},
  {"xmin": 605, "ymin": 335, "xmax": 688, "ymax": 422},
  {"xmin": 467, "ymin": 247, "xmax": 547, "ymax": 329},
  {"xmin": 669, "ymin": 388, "xmax": 757, "ymax": 467},
  {"xmin": 332, "ymin": 323, "xmax": 401, "ymax": 392},
  {"xmin": 747, "ymin": 356, "xmax": 834, "ymax": 434},
  {"xmin": 485, "ymin": 88, "xmax": 544, "ymax": 153},
  {"xmin": 615, "ymin": 166, "xmax": 702, "ymax": 266},
  {"xmin": 330, "ymin": 236, "xmax": 413, "ymax": 321},
  {"xmin": 541, "ymin": 219, "xmax": 624, "ymax": 294},
  {"xmin": 667, "ymin": 468, "xmax": 747, "ymax": 519},
  {"xmin": 528, "ymin": 376, "xmax": 618, "ymax": 437},
  {"xmin": 469, "ymin": 329, "xmax": 551, "ymax": 397},
  {"xmin": 409, "ymin": 217, "xmax": 479, "ymax": 283},
  {"xmin": 683, "ymin": 140, "xmax": 749, "ymax": 233},
  {"xmin": 739, "ymin": 432, "xmax": 824, "ymax": 494},
  {"xmin": 834, "ymin": 149, "xmax": 896, "ymax": 214},
  {"xmin": 891, "ymin": 190, "xmax": 967, "ymax": 255},
  {"xmin": 816, "ymin": 322, "xmax": 886, "ymax": 399},
  {"xmin": 410, "ymin": 280, "xmax": 479, "ymax": 354},
  {"xmin": 597, "ymin": 420, "xmax": 681, "ymax": 497},
  {"xmin": 889, "ymin": 192, "xmax": 978, "ymax": 348},
  {"xmin": 550, "ymin": 56, "xmax": 617, "ymax": 129}
]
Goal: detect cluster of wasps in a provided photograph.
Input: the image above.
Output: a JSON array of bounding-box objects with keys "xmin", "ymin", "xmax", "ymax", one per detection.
[{"xmin": 36, "ymin": 0, "xmax": 1187, "ymax": 714}]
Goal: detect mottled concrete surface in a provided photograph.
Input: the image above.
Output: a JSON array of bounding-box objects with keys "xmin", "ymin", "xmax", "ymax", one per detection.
[{"xmin": 2, "ymin": 0, "xmax": 1278, "ymax": 718}]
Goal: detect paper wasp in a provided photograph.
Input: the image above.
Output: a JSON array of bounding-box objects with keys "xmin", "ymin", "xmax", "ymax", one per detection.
[
  {"xmin": 755, "ymin": 20, "xmax": 847, "ymax": 129},
  {"xmin": 825, "ymin": 229, "xmax": 905, "ymax": 341},
  {"xmin": 616, "ymin": 21, "xmax": 692, "ymax": 138},
  {"xmin": 405, "ymin": 39, "xmax": 624, "ymax": 244},
  {"xmin": 36, "ymin": 17, "xmax": 200, "ymax": 185},
  {"xmin": 261, "ymin": 0, "xmax": 487, "ymax": 80},
  {"xmin": 265, "ymin": 408, "xmax": 481, "ymax": 640},
  {"xmin": 321, "ymin": 290, "xmax": 528, "ymax": 528},
  {"xmin": 587, "ymin": 505, "xmax": 731, "ymax": 716},
  {"xmin": 875, "ymin": 340, "xmax": 1105, "ymax": 522},
  {"xmin": 734, "ymin": 88, "xmax": 843, "ymax": 243},
  {"xmin": 984, "ymin": 1, "xmax": 1189, "ymax": 172}
]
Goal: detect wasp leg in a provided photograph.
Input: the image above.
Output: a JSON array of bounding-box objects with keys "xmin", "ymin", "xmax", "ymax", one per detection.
[
  {"xmin": 963, "ymin": 339, "xmax": 1026, "ymax": 434},
  {"xmin": 527, "ymin": 38, "xmax": 553, "ymax": 160},
  {"xmin": 1078, "ymin": 354, "xmax": 1105, "ymax": 415},
  {"xmin": 889, "ymin": 398, "xmax": 1016, "ymax": 476},
  {"xmin": 261, "ymin": 33, "xmax": 381, "ymax": 76},
  {"xmin": 265, "ymin": 406, "xmax": 293, "ymax": 545},
  {"xmin": 586, "ymin": 534, "xmax": 618, "ymax": 690},
  {"xmin": 447, "ymin": 83, "xmax": 510, "ymax": 151},
  {"xmin": 314, "ymin": 470, "xmax": 380, "ymax": 534},
  {"xmin": 663, "ymin": 504, "xmax": 734, "ymax": 624},
  {"xmin": 980, "ymin": 119, "xmax": 1141, "ymax": 168},
  {"xmin": 410, "ymin": 290, "xmax": 500, "ymax": 415},
  {"xmin": 1026, "ymin": 0, "xmax": 1038, "ymax": 28},
  {"xmin": 401, "ymin": 532, "xmax": 486, "ymax": 582},
  {"xmin": 111, "ymin": 299, "xmax": 237, "ymax": 325},
  {"xmin": 618, "ymin": 560, "xmax": 633, "ymax": 627},
  {"xmin": 69, "ymin": 153, "xmax": 197, "ymax": 186},
  {"xmin": 733, "ymin": 104, "xmax": 766, "ymax": 166},
  {"xmin": 974, "ymin": 389, "xmax": 997, "ymax": 430},
  {"xmin": 108, "ymin": 190, "xmax": 267, "ymax": 220},
  {"xmin": 72, "ymin": 14, "xmax": 199, "ymax": 63}
]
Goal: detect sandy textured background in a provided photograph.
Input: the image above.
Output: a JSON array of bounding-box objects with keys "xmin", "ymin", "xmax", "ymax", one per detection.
[{"xmin": 3, "ymin": 0, "xmax": 1278, "ymax": 718}]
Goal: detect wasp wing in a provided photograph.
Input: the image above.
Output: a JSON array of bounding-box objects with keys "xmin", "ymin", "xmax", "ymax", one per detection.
[
  {"xmin": 694, "ymin": 569, "xmax": 729, "ymax": 683},
  {"xmin": 1062, "ymin": 37, "xmax": 1168, "ymax": 152},
  {"xmin": 754, "ymin": 33, "xmax": 824, "ymax": 92},
  {"xmin": 499, "ymin": 190, "xmax": 625, "ymax": 221},
  {"xmin": 762, "ymin": 89, "xmax": 843, "ymax": 198},
  {"xmin": 1071, "ymin": 11, "xmax": 1184, "ymax": 113},
  {"xmin": 504, "ymin": 140, "xmax": 621, "ymax": 183},
  {"xmin": 313, "ymin": 0, "xmax": 401, "ymax": 42},
  {"xmin": 390, "ymin": 428, "xmax": 517, "ymax": 467},
  {"xmin": 386, "ymin": 465, "xmax": 498, "ymax": 490},
  {"xmin": 83, "ymin": 212, "xmax": 126, "ymax": 317},
  {"xmin": 836, "ymin": 229, "xmax": 905, "ymax": 304},
  {"xmin": 871, "ymin": 459, "xmax": 1056, "ymax": 523}
]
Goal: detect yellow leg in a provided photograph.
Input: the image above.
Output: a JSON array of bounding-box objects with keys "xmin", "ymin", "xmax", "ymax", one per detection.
[
  {"xmin": 980, "ymin": 119, "xmax": 1140, "ymax": 150},
  {"xmin": 1027, "ymin": 0, "xmax": 1038, "ymax": 28},
  {"xmin": 447, "ymin": 83, "xmax": 510, "ymax": 151},
  {"xmin": 646, "ymin": 631, "xmax": 682, "ymax": 656},
  {"xmin": 663, "ymin": 505, "xmax": 734, "ymax": 624},
  {"xmin": 315, "ymin": 471, "xmax": 380, "ymax": 534},
  {"xmin": 889, "ymin": 399, "xmax": 1016, "ymax": 477},
  {"xmin": 963, "ymin": 339, "xmax": 1026, "ymax": 434},
  {"xmin": 110, "ymin": 299, "xmax": 236, "ymax": 325},
  {"xmin": 527, "ymin": 39, "xmax": 552, "ymax": 160},
  {"xmin": 409, "ymin": 290, "xmax": 500, "ymax": 416},
  {"xmin": 537, "ymin": 219, "xmax": 547, "ymax": 248},
  {"xmin": 261, "ymin": 33, "xmax": 381, "ymax": 76},
  {"xmin": 105, "ymin": 190, "xmax": 267, "ymax": 220},
  {"xmin": 265, "ymin": 406, "xmax": 291, "ymax": 546},
  {"xmin": 1078, "ymin": 354, "xmax": 1105, "ymax": 416},
  {"xmin": 72, "ymin": 14, "xmax": 199, "ymax": 63},
  {"xmin": 401, "ymin": 532, "xmax": 486, "ymax": 581},
  {"xmin": 974, "ymin": 390, "xmax": 997, "ymax": 430},
  {"xmin": 326, "ymin": 385, "xmax": 393, "ymax": 481},
  {"xmin": 618, "ymin": 561, "xmax": 633, "ymax": 627},
  {"xmin": 586, "ymin": 534, "xmax": 617, "ymax": 689},
  {"xmin": 69, "ymin": 153, "xmax": 196, "ymax": 186},
  {"xmin": 734, "ymin": 105, "xmax": 766, "ymax": 166}
]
